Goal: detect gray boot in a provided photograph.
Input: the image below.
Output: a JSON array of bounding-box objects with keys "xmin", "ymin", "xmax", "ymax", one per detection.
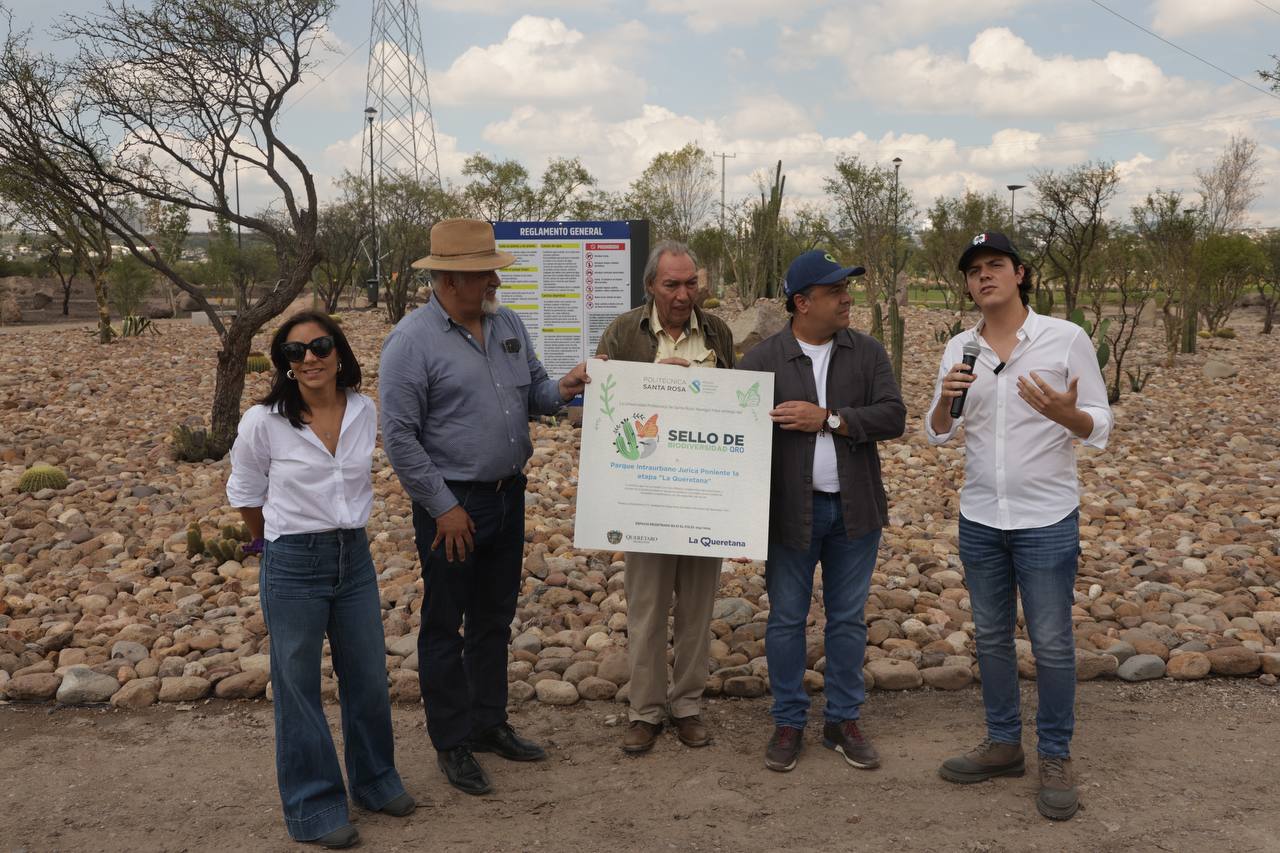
[{"xmin": 939, "ymin": 738, "xmax": 1026, "ymax": 784}]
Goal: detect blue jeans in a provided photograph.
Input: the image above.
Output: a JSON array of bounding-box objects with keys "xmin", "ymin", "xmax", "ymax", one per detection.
[
  {"xmin": 766, "ymin": 493, "xmax": 880, "ymax": 728},
  {"xmin": 960, "ymin": 510, "xmax": 1080, "ymax": 758},
  {"xmin": 260, "ymin": 529, "xmax": 406, "ymax": 841},
  {"xmin": 412, "ymin": 478, "xmax": 525, "ymax": 750}
]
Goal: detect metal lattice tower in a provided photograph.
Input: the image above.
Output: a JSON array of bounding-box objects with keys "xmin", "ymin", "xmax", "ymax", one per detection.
[{"xmin": 362, "ymin": 0, "xmax": 442, "ymax": 188}]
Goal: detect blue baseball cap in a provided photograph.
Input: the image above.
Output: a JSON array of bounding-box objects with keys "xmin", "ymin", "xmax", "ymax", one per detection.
[{"xmin": 784, "ymin": 250, "xmax": 865, "ymax": 297}]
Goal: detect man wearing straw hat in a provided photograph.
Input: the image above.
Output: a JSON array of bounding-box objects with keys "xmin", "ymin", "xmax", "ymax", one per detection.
[{"xmin": 380, "ymin": 219, "xmax": 591, "ymax": 797}]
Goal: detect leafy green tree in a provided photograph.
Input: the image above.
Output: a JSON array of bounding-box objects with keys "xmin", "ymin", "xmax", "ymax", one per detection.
[
  {"xmin": 1258, "ymin": 230, "xmax": 1280, "ymax": 334},
  {"xmin": 109, "ymin": 253, "xmax": 153, "ymax": 318},
  {"xmin": 315, "ymin": 175, "xmax": 369, "ymax": 312},
  {"xmin": 142, "ymin": 200, "xmax": 190, "ymax": 317},
  {"xmin": 1195, "ymin": 232, "xmax": 1266, "ymax": 333},
  {"xmin": 920, "ymin": 191, "xmax": 1009, "ymax": 312},
  {"xmin": 379, "ymin": 172, "xmax": 461, "ymax": 323},
  {"xmin": 1023, "ymin": 161, "xmax": 1119, "ymax": 317},
  {"xmin": 460, "ymin": 154, "xmax": 596, "ymax": 221},
  {"xmin": 1132, "ymin": 190, "xmax": 1201, "ymax": 360}
]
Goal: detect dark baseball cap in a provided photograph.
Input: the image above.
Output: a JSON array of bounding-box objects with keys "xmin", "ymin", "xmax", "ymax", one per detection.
[
  {"xmin": 958, "ymin": 231, "xmax": 1022, "ymax": 272},
  {"xmin": 784, "ymin": 249, "xmax": 865, "ymax": 297}
]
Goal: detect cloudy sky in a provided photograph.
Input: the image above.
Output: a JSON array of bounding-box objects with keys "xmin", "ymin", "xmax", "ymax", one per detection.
[{"xmin": 14, "ymin": 0, "xmax": 1280, "ymax": 226}]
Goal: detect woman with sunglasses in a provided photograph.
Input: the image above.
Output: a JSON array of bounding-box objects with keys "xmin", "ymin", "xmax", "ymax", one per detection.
[{"xmin": 227, "ymin": 311, "xmax": 413, "ymax": 849}]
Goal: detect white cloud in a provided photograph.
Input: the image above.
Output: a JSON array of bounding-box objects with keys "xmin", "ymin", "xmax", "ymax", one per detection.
[
  {"xmin": 424, "ymin": 0, "xmax": 606, "ymax": 11},
  {"xmin": 432, "ymin": 16, "xmax": 649, "ymax": 107},
  {"xmin": 646, "ymin": 0, "xmax": 829, "ymax": 33},
  {"xmin": 778, "ymin": 0, "xmax": 1035, "ymax": 66},
  {"xmin": 1149, "ymin": 0, "xmax": 1270, "ymax": 37},
  {"xmin": 850, "ymin": 28, "xmax": 1218, "ymax": 121}
]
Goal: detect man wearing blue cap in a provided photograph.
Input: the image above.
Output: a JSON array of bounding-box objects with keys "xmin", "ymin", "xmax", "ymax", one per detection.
[{"xmin": 739, "ymin": 250, "xmax": 906, "ymax": 773}]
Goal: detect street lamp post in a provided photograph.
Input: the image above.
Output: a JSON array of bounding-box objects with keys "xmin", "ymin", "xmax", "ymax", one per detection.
[
  {"xmin": 1006, "ymin": 183, "xmax": 1026, "ymax": 235},
  {"xmin": 365, "ymin": 106, "xmax": 380, "ymax": 308}
]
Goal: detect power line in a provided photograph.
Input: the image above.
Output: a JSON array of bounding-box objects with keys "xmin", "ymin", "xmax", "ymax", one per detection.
[
  {"xmin": 1086, "ymin": 0, "xmax": 1280, "ymax": 101},
  {"xmin": 280, "ymin": 35, "xmax": 372, "ymax": 116},
  {"xmin": 1253, "ymin": 0, "xmax": 1280, "ymax": 17}
]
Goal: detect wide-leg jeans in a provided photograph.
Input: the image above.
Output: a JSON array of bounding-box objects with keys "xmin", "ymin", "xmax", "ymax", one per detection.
[{"xmin": 260, "ymin": 529, "xmax": 406, "ymax": 841}]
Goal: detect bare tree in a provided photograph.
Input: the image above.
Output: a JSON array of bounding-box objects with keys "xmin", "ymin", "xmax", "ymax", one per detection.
[
  {"xmin": 1024, "ymin": 161, "xmax": 1119, "ymax": 317},
  {"xmin": 0, "ymin": 0, "xmax": 334, "ymax": 456},
  {"xmin": 1196, "ymin": 135, "xmax": 1262, "ymax": 235},
  {"xmin": 625, "ymin": 143, "xmax": 717, "ymax": 242}
]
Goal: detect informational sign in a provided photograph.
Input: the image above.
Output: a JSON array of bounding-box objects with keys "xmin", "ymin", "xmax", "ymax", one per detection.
[
  {"xmin": 573, "ymin": 359, "xmax": 775, "ymax": 560},
  {"xmin": 493, "ymin": 221, "xmax": 648, "ymax": 377}
]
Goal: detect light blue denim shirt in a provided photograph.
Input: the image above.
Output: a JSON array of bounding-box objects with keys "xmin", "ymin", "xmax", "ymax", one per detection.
[{"xmin": 379, "ymin": 298, "xmax": 565, "ymax": 517}]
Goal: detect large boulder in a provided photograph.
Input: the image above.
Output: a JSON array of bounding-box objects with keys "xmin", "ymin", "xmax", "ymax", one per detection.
[{"xmin": 727, "ymin": 300, "xmax": 787, "ymax": 355}]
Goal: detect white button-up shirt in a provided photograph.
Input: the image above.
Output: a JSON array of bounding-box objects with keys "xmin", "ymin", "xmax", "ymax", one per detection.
[
  {"xmin": 925, "ymin": 308, "xmax": 1112, "ymax": 530},
  {"xmin": 226, "ymin": 391, "xmax": 376, "ymax": 541}
]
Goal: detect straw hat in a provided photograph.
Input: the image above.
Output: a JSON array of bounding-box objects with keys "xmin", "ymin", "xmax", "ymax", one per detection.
[{"xmin": 411, "ymin": 219, "xmax": 516, "ymax": 271}]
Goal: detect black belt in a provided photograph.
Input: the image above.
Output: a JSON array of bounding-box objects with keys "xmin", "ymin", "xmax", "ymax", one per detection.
[{"xmin": 446, "ymin": 475, "xmax": 523, "ymax": 493}]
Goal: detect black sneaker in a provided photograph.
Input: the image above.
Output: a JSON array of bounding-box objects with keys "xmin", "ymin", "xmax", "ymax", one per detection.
[
  {"xmin": 822, "ymin": 720, "xmax": 881, "ymax": 769},
  {"xmin": 765, "ymin": 726, "xmax": 803, "ymax": 772}
]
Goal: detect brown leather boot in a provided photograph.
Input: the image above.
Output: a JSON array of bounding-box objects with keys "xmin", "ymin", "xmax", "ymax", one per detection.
[
  {"xmin": 622, "ymin": 720, "xmax": 662, "ymax": 754},
  {"xmin": 671, "ymin": 715, "xmax": 710, "ymax": 748},
  {"xmin": 938, "ymin": 738, "xmax": 1025, "ymax": 783},
  {"xmin": 1037, "ymin": 756, "xmax": 1079, "ymax": 820}
]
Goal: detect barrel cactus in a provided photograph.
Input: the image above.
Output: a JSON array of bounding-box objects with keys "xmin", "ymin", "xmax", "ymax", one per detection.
[
  {"xmin": 17, "ymin": 464, "xmax": 70, "ymax": 493},
  {"xmin": 703, "ymin": 297, "xmax": 721, "ymax": 309},
  {"xmin": 246, "ymin": 352, "xmax": 271, "ymax": 373},
  {"xmin": 204, "ymin": 537, "xmax": 241, "ymax": 564},
  {"xmin": 186, "ymin": 523, "xmax": 205, "ymax": 556}
]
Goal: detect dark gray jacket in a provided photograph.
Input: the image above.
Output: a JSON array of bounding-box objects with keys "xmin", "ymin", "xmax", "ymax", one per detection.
[{"xmin": 739, "ymin": 324, "xmax": 906, "ymax": 550}]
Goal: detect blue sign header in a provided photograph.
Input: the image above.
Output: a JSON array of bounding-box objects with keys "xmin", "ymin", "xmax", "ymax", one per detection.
[{"xmin": 493, "ymin": 220, "xmax": 631, "ymax": 240}]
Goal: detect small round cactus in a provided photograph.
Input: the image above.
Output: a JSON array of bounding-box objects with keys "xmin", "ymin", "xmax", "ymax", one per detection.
[
  {"xmin": 246, "ymin": 352, "xmax": 272, "ymax": 373},
  {"xmin": 17, "ymin": 464, "xmax": 69, "ymax": 494},
  {"xmin": 703, "ymin": 297, "xmax": 721, "ymax": 309},
  {"xmin": 329, "ymin": 314, "xmax": 343, "ymax": 324}
]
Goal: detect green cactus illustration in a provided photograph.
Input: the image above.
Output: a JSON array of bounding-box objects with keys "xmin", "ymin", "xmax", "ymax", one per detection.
[{"xmin": 615, "ymin": 419, "xmax": 641, "ymax": 460}]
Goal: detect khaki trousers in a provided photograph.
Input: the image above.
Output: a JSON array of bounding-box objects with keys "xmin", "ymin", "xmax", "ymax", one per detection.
[{"xmin": 624, "ymin": 551, "xmax": 721, "ymax": 724}]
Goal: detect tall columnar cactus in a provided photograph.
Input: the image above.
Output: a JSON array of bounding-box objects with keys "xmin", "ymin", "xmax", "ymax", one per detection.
[
  {"xmin": 871, "ymin": 302, "xmax": 885, "ymax": 344},
  {"xmin": 17, "ymin": 464, "xmax": 69, "ymax": 493},
  {"xmin": 1068, "ymin": 308, "xmax": 1110, "ymax": 370},
  {"xmin": 888, "ymin": 299, "xmax": 905, "ymax": 385},
  {"xmin": 246, "ymin": 352, "xmax": 271, "ymax": 373}
]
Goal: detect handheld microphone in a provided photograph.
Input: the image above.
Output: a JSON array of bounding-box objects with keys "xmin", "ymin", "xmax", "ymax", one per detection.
[{"xmin": 949, "ymin": 341, "xmax": 982, "ymax": 419}]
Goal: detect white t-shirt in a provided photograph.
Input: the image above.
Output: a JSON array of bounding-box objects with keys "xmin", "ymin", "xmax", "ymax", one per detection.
[{"xmin": 797, "ymin": 338, "xmax": 840, "ymax": 493}]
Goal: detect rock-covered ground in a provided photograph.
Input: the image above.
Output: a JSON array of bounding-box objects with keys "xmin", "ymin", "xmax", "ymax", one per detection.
[{"xmin": 1, "ymin": 304, "xmax": 1277, "ymax": 709}]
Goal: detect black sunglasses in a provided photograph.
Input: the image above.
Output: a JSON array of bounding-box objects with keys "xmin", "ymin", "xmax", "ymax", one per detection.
[{"xmin": 280, "ymin": 336, "xmax": 336, "ymax": 363}]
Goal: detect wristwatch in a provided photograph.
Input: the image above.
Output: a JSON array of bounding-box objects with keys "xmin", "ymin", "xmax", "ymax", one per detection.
[{"xmin": 826, "ymin": 409, "xmax": 842, "ymax": 432}]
